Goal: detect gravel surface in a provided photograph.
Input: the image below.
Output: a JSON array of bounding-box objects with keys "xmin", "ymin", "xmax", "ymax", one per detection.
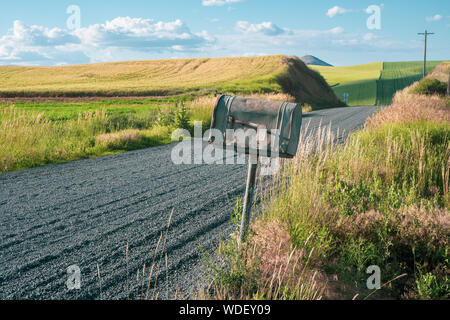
[{"xmin": 0, "ymin": 106, "xmax": 378, "ymax": 300}]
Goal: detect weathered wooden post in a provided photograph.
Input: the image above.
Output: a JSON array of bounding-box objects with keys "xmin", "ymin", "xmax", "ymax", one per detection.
[
  {"xmin": 239, "ymin": 157, "xmax": 258, "ymax": 246},
  {"xmin": 208, "ymin": 95, "xmax": 303, "ymax": 248}
]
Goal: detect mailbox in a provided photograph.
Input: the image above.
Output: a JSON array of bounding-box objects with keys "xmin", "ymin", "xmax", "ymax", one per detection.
[{"xmin": 209, "ymin": 95, "xmax": 303, "ymax": 158}]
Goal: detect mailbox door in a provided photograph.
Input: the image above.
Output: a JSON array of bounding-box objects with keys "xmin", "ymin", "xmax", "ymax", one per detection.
[{"xmin": 210, "ymin": 95, "xmax": 302, "ymax": 158}]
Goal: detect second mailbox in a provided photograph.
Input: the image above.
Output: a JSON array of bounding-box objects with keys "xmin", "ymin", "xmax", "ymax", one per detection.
[{"xmin": 209, "ymin": 95, "xmax": 303, "ymax": 159}]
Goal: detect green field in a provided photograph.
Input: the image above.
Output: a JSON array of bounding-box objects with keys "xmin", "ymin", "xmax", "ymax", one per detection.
[
  {"xmin": 311, "ymin": 62, "xmax": 382, "ymax": 106},
  {"xmin": 311, "ymin": 61, "xmax": 444, "ymax": 106},
  {"xmin": 376, "ymin": 61, "xmax": 443, "ymax": 105},
  {"xmin": 9, "ymin": 97, "xmax": 187, "ymax": 122}
]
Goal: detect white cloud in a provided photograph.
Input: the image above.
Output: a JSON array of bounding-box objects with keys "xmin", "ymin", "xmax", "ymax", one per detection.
[
  {"xmin": 0, "ymin": 17, "xmax": 214, "ymax": 65},
  {"xmin": 2, "ymin": 20, "xmax": 80, "ymax": 47},
  {"xmin": 0, "ymin": 15, "xmax": 427, "ymax": 66},
  {"xmin": 74, "ymin": 17, "xmax": 213, "ymax": 49},
  {"xmin": 332, "ymin": 39, "xmax": 359, "ymax": 46},
  {"xmin": 202, "ymin": 0, "xmax": 243, "ymax": 7},
  {"xmin": 326, "ymin": 6, "xmax": 352, "ymax": 18},
  {"xmin": 236, "ymin": 21, "xmax": 288, "ymax": 36},
  {"xmin": 0, "ymin": 20, "xmax": 87, "ymax": 65},
  {"xmin": 426, "ymin": 14, "xmax": 443, "ymax": 22},
  {"xmin": 363, "ymin": 33, "xmax": 376, "ymax": 41},
  {"xmin": 329, "ymin": 27, "xmax": 344, "ymax": 35}
]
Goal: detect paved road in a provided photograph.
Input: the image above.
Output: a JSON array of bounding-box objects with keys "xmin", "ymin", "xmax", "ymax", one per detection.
[{"xmin": 0, "ymin": 106, "xmax": 377, "ymax": 300}]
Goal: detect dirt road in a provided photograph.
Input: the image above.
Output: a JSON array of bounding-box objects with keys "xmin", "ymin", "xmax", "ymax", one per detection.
[{"xmin": 0, "ymin": 106, "xmax": 378, "ymax": 299}]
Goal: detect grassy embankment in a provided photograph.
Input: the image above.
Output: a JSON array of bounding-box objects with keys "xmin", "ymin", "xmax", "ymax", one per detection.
[
  {"xmin": 311, "ymin": 61, "xmax": 442, "ymax": 106},
  {"xmin": 0, "ymin": 55, "xmax": 342, "ymax": 173},
  {"xmin": 205, "ymin": 63, "xmax": 449, "ymax": 300}
]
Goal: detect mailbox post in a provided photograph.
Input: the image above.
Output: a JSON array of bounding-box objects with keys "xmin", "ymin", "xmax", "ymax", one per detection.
[
  {"xmin": 239, "ymin": 157, "xmax": 258, "ymax": 247},
  {"xmin": 209, "ymin": 95, "xmax": 303, "ymax": 249}
]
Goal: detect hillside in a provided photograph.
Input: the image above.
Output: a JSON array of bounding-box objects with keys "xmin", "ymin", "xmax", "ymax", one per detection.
[
  {"xmin": 311, "ymin": 61, "xmax": 444, "ymax": 106},
  {"xmin": 310, "ymin": 62, "xmax": 382, "ymax": 106},
  {"xmin": 301, "ymin": 55, "xmax": 333, "ymax": 67},
  {"xmin": 376, "ymin": 61, "xmax": 444, "ymax": 105},
  {"xmin": 0, "ymin": 55, "xmax": 343, "ymax": 107}
]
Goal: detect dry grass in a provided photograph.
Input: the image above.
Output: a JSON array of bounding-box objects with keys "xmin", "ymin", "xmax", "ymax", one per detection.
[
  {"xmin": 245, "ymin": 93, "xmax": 296, "ymax": 102},
  {"xmin": 95, "ymin": 130, "xmax": 143, "ymax": 147},
  {"xmin": 426, "ymin": 62, "xmax": 450, "ymax": 82},
  {"xmin": 0, "ymin": 55, "xmax": 343, "ymax": 108},
  {"xmin": 366, "ymin": 82, "xmax": 449, "ymax": 128},
  {"xmin": 201, "ymin": 218, "xmax": 326, "ymax": 300},
  {"xmin": 0, "ymin": 105, "xmax": 172, "ymax": 172},
  {"xmin": 0, "ymin": 56, "xmax": 287, "ymax": 95},
  {"xmin": 209, "ymin": 64, "xmax": 449, "ymax": 300}
]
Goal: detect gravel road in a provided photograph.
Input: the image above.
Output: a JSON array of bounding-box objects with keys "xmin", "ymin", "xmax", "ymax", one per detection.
[{"xmin": 0, "ymin": 106, "xmax": 378, "ymax": 300}]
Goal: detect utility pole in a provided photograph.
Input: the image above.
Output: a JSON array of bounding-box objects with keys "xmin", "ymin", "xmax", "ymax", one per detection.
[{"xmin": 418, "ymin": 30, "xmax": 434, "ymax": 78}]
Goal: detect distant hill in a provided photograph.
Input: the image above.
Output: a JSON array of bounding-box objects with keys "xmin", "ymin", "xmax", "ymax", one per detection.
[
  {"xmin": 0, "ymin": 55, "xmax": 344, "ymax": 107},
  {"xmin": 301, "ymin": 55, "xmax": 333, "ymax": 67}
]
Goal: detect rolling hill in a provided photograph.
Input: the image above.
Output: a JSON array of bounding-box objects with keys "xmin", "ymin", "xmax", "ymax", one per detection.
[
  {"xmin": 311, "ymin": 61, "xmax": 444, "ymax": 106},
  {"xmin": 301, "ymin": 55, "xmax": 333, "ymax": 67},
  {"xmin": 0, "ymin": 55, "xmax": 343, "ymax": 107},
  {"xmin": 310, "ymin": 62, "xmax": 382, "ymax": 106}
]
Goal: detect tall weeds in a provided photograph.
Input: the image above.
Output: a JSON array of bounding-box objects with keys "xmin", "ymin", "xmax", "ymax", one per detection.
[{"xmin": 207, "ymin": 74, "xmax": 449, "ymax": 300}]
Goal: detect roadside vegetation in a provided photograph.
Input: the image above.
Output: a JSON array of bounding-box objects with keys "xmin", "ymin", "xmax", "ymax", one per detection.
[
  {"xmin": 205, "ymin": 63, "xmax": 449, "ymax": 300},
  {"xmin": 0, "ymin": 96, "xmax": 199, "ymax": 172},
  {"xmin": 0, "ymin": 93, "xmax": 299, "ymax": 173},
  {"xmin": 0, "ymin": 55, "xmax": 343, "ymax": 173}
]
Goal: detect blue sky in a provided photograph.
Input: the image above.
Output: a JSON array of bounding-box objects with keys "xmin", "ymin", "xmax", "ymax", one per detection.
[{"xmin": 0, "ymin": 0, "xmax": 448, "ymax": 66}]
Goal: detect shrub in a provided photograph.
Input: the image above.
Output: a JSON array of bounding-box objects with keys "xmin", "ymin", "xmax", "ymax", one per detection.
[
  {"xmin": 410, "ymin": 78, "xmax": 447, "ymax": 96},
  {"xmin": 174, "ymin": 103, "xmax": 190, "ymax": 130}
]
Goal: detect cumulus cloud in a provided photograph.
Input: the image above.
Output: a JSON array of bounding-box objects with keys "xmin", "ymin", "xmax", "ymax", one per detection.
[
  {"xmin": 426, "ymin": 14, "xmax": 443, "ymax": 22},
  {"xmin": 74, "ymin": 17, "xmax": 213, "ymax": 49},
  {"xmin": 326, "ymin": 6, "xmax": 353, "ymax": 18},
  {"xmin": 1, "ymin": 20, "xmax": 80, "ymax": 47},
  {"xmin": 236, "ymin": 21, "xmax": 288, "ymax": 36},
  {"xmin": 202, "ymin": 0, "xmax": 243, "ymax": 7},
  {"xmin": 0, "ymin": 17, "xmax": 214, "ymax": 65},
  {"xmin": 0, "ymin": 20, "xmax": 87, "ymax": 65}
]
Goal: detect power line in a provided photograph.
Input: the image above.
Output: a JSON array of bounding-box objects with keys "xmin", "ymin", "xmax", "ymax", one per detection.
[{"xmin": 417, "ymin": 30, "xmax": 434, "ymax": 78}]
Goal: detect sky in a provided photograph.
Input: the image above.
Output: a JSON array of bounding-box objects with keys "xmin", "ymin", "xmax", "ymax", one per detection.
[{"xmin": 0, "ymin": 0, "xmax": 448, "ymax": 66}]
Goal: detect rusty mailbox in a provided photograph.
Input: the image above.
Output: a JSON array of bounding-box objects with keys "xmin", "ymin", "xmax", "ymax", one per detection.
[
  {"xmin": 209, "ymin": 95, "xmax": 302, "ymax": 158},
  {"xmin": 208, "ymin": 95, "xmax": 303, "ymax": 247}
]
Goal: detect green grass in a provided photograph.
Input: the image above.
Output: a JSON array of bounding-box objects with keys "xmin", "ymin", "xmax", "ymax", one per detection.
[
  {"xmin": 10, "ymin": 97, "xmax": 191, "ymax": 121},
  {"xmin": 376, "ymin": 61, "xmax": 443, "ymax": 105},
  {"xmin": 310, "ymin": 63, "xmax": 382, "ymax": 106},
  {"xmin": 207, "ymin": 119, "xmax": 449, "ymax": 300},
  {"xmin": 206, "ymin": 63, "xmax": 449, "ymax": 299},
  {"xmin": 0, "ymin": 96, "xmax": 212, "ymax": 173},
  {"xmin": 311, "ymin": 61, "xmax": 444, "ymax": 106}
]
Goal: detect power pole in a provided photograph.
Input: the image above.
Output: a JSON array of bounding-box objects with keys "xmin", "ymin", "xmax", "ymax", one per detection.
[{"xmin": 418, "ymin": 30, "xmax": 434, "ymax": 78}]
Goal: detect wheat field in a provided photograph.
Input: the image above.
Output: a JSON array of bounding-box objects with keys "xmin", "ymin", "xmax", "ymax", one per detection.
[{"xmin": 0, "ymin": 55, "xmax": 287, "ymax": 97}]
